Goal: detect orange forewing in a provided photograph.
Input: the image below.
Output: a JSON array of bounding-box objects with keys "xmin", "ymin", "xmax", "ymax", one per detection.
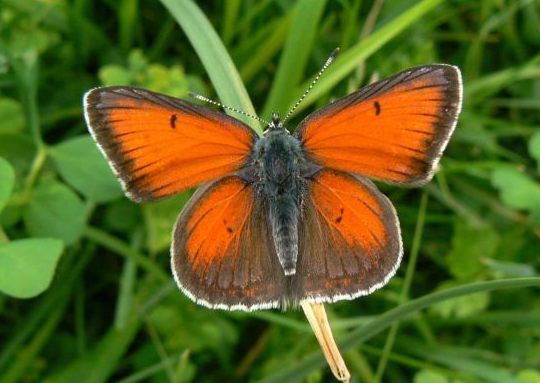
[
  {"xmin": 172, "ymin": 176, "xmax": 284, "ymax": 310},
  {"xmin": 298, "ymin": 65, "xmax": 462, "ymax": 185},
  {"xmin": 296, "ymin": 169, "xmax": 401, "ymax": 301},
  {"xmin": 84, "ymin": 87, "xmax": 256, "ymax": 201}
]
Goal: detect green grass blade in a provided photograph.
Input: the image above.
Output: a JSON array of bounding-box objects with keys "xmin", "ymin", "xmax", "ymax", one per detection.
[
  {"xmin": 118, "ymin": 0, "xmax": 138, "ymax": 54},
  {"xmin": 229, "ymin": 0, "xmax": 273, "ymax": 41},
  {"xmin": 233, "ymin": 311, "xmax": 311, "ymax": 332},
  {"xmin": 289, "ymin": 0, "xmax": 443, "ymax": 117},
  {"xmin": 159, "ymin": 0, "xmax": 260, "ymax": 133},
  {"xmin": 256, "ymin": 277, "xmax": 540, "ymax": 383},
  {"xmin": 45, "ymin": 275, "xmax": 160, "ymax": 383},
  {"xmin": 116, "ymin": 352, "xmax": 187, "ymax": 383},
  {"xmin": 46, "ymin": 318, "xmax": 141, "ymax": 383},
  {"xmin": 239, "ymin": 13, "xmax": 293, "ymax": 83},
  {"xmin": 401, "ymin": 342, "xmax": 525, "ymax": 383},
  {"xmin": 261, "ymin": 0, "xmax": 327, "ymax": 118},
  {"xmin": 84, "ymin": 227, "xmax": 169, "ymax": 282},
  {"xmin": 465, "ymin": 54, "xmax": 540, "ymax": 103},
  {"xmin": 1, "ymin": 301, "xmax": 66, "ymax": 383},
  {"xmin": 114, "ymin": 258, "xmax": 137, "ymax": 329},
  {"xmin": 222, "ymin": 0, "xmax": 241, "ymax": 44},
  {"xmin": 374, "ymin": 192, "xmax": 429, "ymax": 382},
  {"xmin": 434, "ymin": 310, "xmax": 540, "ymax": 327},
  {"xmin": 0, "ymin": 250, "xmax": 91, "ymax": 382}
]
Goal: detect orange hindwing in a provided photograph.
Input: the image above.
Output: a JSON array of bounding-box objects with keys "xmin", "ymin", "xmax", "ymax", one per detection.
[
  {"xmin": 171, "ymin": 176, "xmax": 285, "ymax": 310},
  {"xmin": 296, "ymin": 169, "xmax": 402, "ymax": 302}
]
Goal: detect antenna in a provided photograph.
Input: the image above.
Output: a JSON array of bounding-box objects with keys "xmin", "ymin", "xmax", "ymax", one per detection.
[
  {"xmin": 283, "ymin": 47, "xmax": 340, "ymax": 122},
  {"xmin": 189, "ymin": 92, "xmax": 269, "ymax": 125}
]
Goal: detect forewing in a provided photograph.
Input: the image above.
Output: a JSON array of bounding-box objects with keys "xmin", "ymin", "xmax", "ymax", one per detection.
[
  {"xmin": 295, "ymin": 169, "xmax": 402, "ymax": 302},
  {"xmin": 298, "ymin": 65, "xmax": 462, "ymax": 185},
  {"xmin": 84, "ymin": 87, "xmax": 257, "ymax": 201},
  {"xmin": 171, "ymin": 176, "xmax": 284, "ymax": 310}
]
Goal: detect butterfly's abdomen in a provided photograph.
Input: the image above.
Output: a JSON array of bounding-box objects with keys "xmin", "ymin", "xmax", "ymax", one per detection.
[
  {"xmin": 269, "ymin": 196, "xmax": 299, "ymax": 275},
  {"xmin": 254, "ymin": 129, "xmax": 306, "ymax": 275}
]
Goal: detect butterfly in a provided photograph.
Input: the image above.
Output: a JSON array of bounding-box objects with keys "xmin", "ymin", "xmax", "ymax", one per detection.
[{"xmin": 84, "ymin": 56, "xmax": 462, "ymax": 311}]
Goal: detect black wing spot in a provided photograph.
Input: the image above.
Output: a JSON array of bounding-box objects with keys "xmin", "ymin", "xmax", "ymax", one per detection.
[
  {"xmin": 374, "ymin": 101, "xmax": 381, "ymax": 116},
  {"xmin": 223, "ymin": 219, "xmax": 234, "ymax": 234},
  {"xmin": 170, "ymin": 114, "xmax": 177, "ymax": 129},
  {"xmin": 335, "ymin": 207, "xmax": 344, "ymax": 224}
]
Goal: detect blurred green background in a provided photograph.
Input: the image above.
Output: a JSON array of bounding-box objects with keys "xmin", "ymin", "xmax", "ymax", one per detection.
[{"xmin": 1, "ymin": 0, "xmax": 540, "ymax": 382}]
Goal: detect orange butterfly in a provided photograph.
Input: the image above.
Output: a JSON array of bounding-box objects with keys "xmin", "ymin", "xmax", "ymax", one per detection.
[{"xmin": 84, "ymin": 52, "xmax": 462, "ymax": 311}]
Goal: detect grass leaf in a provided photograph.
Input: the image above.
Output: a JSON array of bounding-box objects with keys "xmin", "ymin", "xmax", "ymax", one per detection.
[
  {"xmin": 289, "ymin": 0, "xmax": 443, "ymax": 116},
  {"xmin": 159, "ymin": 0, "xmax": 260, "ymax": 132},
  {"xmin": 261, "ymin": 0, "xmax": 327, "ymax": 118},
  {"xmin": 256, "ymin": 277, "xmax": 540, "ymax": 383}
]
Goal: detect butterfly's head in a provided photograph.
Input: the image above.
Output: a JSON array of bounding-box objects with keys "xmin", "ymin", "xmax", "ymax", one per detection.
[{"xmin": 268, "ymin": 112, "xmax": 284, "ymax": 130}]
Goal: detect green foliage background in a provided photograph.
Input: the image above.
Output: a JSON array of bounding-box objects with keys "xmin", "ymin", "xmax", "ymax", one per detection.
[{"xmin": 0, "ymin": 0, "xmax": 539, "ymax": 382}]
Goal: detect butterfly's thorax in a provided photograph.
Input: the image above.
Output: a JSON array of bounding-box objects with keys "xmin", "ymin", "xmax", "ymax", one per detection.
[
  {"xmin": 247, "ymin": 116, "xmax": 312, "ymax": 276},
  {"xmin": 255, "ymin": 129, "xmax": 303, "ymax": 193}
]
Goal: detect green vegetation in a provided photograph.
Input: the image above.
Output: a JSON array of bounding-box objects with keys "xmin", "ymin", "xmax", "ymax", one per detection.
[{"xmin": 0, "ymin": 0, "xmax": 539, "ymax": 382}]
